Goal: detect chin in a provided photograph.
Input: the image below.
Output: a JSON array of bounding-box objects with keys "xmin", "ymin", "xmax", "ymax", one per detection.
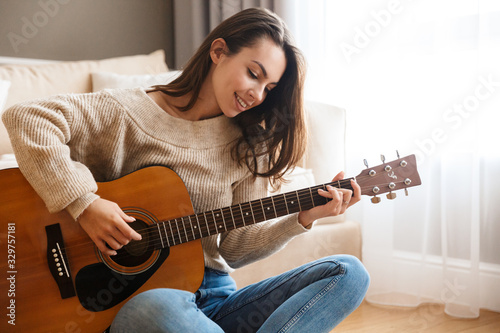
[{"xmin": 222, "ymin": 108, "xmax": 242, "ymax": 118}]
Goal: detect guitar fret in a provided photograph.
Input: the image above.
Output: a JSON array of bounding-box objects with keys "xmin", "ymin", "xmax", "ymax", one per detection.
[
  {"xmin": 169, "ymin": 221, "xmax": 176, "ymax": 245},
  {"xmin": 270, "ymin": 196, "xmax": 278, "ymax": 218},
  {"xmin": 260, "ymin": 199, "xmax": 267, "ymax": 220},
  {"xmin": 220, "ymin": 208, "xmax": 230, "ymax": 231},
  {"xmin": 249, "ymin": 201, "xmax": 256, "ymax": 224},
  {"xmin": 308, "ymin": 187, "xmax": 315, "ymax": 207},
  {"xmin": 175, "ymin": 219, "xmax": 182, "ymax": 244},
  {"xmin": 210, "ymin": 211, "xmax": 216, "ymax": 233},
  {"xmin": 162, "ymin": 222, "xmax": 171, "ymax": 247},
  {"xmin": 200, "ymin": 213, "xmax": 210, "ymax": 236},
  {"xmin": 296, "ymin": 191, "xmax": 302, "ymax": 211},
  {"xmin": 322, "ymin": 184, "xmax": 329, "ymax": 204},
  {"xmin": 193, "ymin": 214, "xmax": 201, "ymax": 236},
  {"xmin": 239, "ymin": 204, "xmax": 246, "ymax": 227},
  {"xmin": 194, "ymin": 214, "xmax": 203, "ymax": 238},
  {"xmin": 156, "ymin": 223, "xmax": 164, "ymax": 248},
  {"xmin": 188, "ymin": 215, "xmax": 196, "ymax": 240},
  {"xmin": 229, "ymin": 206, "xmax": 237, "ymax": 229},
  {"xmin": 283, "ymin": 193, "xmax": 290, "ymax": 215},
  {"xmin": 205, "ymin": 211, "xmax": 217, "ymax": 234},
  {"xmin": 180, "ymin": 217, "xmax": 189, "ymax": 242}
]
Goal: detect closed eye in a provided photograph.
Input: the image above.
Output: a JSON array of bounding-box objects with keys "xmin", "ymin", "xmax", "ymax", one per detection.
[
  {"xmin": 248, "ymin": 68, "xmax": 258, "ymax": 79},
  {"xmin": 248, "ymin": 68, "xmax": 273, "ymax": 94}
]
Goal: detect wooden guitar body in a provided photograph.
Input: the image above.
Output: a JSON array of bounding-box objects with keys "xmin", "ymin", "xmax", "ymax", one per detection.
[{"xmin": 0, "ymin": 166, "xmax": 205, "ymax": 332}]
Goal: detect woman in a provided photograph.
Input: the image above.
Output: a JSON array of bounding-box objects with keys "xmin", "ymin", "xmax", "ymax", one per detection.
[{"xmin": 2, "ymin": 8, "xmax": 369, "ymax": 332}]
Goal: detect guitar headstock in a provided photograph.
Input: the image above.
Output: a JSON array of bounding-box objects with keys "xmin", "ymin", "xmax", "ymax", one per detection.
[{"xmin": 355, "ymin": 154, "xmax": 421, "ymax": 203}]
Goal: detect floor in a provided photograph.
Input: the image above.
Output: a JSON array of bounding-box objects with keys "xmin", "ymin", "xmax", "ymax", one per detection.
[{"xmin": 332, "ymin": 301, "xmax": 500, "ymax": 332}]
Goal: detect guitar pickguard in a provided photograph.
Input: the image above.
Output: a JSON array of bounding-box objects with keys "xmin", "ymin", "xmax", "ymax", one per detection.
[{"xmin": 75, "ymin": 247, "xmax": 170, "ymax": 312}]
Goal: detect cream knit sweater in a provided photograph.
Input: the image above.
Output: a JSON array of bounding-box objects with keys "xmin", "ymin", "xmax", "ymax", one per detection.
[{"xmin": 2, "ymin": 87, "xmax": 308, "ymax": 272}]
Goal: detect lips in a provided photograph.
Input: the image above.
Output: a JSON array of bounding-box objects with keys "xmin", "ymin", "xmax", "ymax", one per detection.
[{"xmin": 235, "ymin": 93, "xmax": 248, "ymax": 110}]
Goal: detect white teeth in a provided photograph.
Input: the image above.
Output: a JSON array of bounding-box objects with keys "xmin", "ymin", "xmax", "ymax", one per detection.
[{"xmin": 236, "ymin": 94, "xmax": 247, "ymax": 108}]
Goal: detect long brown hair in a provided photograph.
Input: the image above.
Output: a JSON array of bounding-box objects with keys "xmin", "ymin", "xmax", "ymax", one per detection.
[{"xmin": 151, "ymin": 8, "xmax": 307, "ymax": 187}]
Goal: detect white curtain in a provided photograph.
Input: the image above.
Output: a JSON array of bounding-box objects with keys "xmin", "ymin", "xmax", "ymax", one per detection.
[{"xmin": 279, "ymin": 0, "xmax": 500, "ymax": 319}]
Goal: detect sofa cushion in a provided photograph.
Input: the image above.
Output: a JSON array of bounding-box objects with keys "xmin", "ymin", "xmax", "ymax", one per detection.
[
  {"xmin": 0, "ymin": 80, "xmax": 10, "ymax": 112},
  {"xmin": 92, "ymin": 71, "xmax": 181, "ymax": 91},
  {"xmin": 0, "ymin": 50, "xmax": 167, "ymax": 109},
  {"xmin": 0, "ymin": 50, "xmax": 168, "ymax": 155}
]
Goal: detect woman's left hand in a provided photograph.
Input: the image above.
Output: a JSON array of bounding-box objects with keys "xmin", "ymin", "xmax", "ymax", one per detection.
[{"xmin": 298, "ymin": 171, "xmax": 361, "ymax": 228}]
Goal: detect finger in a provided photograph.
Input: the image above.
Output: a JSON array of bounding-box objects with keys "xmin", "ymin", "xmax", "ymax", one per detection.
[
  {"xmin": 112, "ymin": 225, "xmax": 133, "ymax": 245},
  {"xmin": 350, "ymin": 179, "xmax": 362, "ymax": 202},
  {"xmin": 104, "ymin": 235, "xmax": 124, "ymax": 251},
  {"xmin": 331, "ymin": 171, "xmax": 345, "ymax": 182},
  {"xmin": 117, "ymin": 211, "xmax": 142, "ymax": 241},
  {"xmin": 338, "ymin": 188, "xmax": 353, "ymax": 206},
  {"xmin": 97, "ymin": 239, "xmax": 117, "ymax": 256},
  {"xmin": 318, "ymin": 185, "xmax": 342, "ymax": 202}
]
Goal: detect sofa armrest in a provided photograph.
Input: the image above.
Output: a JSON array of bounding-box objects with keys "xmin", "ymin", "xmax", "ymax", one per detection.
[
  {"xmin": 303, "ymin": 101, "xmax": 346, "ymax": 184},
  {"xmin": 303, "ymin": 101, "xmax": 346, "ymax": 224}
]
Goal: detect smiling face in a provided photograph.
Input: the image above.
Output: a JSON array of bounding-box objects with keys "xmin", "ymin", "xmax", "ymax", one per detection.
[{"xmin": 210, "ymin": 38, "xmax": 287, "ymax": 118}]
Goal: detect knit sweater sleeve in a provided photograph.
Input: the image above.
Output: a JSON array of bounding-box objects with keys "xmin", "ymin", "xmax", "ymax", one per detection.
[
  {"xmin": 218, "ymin": 172, "xmax": 310, "ymax": 269},
  {"xmin": 1, "ymin": 93, "xmax": 115, "ymax": 219}
]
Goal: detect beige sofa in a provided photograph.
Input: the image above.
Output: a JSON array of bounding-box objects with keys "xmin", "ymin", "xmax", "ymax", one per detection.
[{"xmin": 0, "ymin": 50, "xmax": 362, "ymax": 289}]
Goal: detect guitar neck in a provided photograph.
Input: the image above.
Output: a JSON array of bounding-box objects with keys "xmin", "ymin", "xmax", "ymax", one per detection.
[{"xmin": 150, "ymin": 178, "xmax": 354, "ymax": 248}]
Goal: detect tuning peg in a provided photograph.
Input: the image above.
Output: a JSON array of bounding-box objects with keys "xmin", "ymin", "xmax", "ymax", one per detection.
[
  {"xmin": 363, "ymin": 159, "xmax": 369, "ymax": 168},
  {"xmin": 387, "ymin": 183, "xmax": 396, "ymax": 199},
  {"xmin": 386, "ymin": 192, "xmax": 397, "ymax": 200},
  {"xmin": 396, "ymin": 150, "xmax": 400, "ymax": 159},
  {"xmin": 371, "ymin": 196, "xmax": 381, "ymax": 204},
  {"xmin": 405, "ymin": 188, "xmax": 409, "ymax": 196},
  {"xmin": 381, "ymin": 154, "xmax": 386, "ymax": 163}
]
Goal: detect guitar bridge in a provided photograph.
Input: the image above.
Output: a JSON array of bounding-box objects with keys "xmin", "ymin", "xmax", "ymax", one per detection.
[{"xmin": 46, "ymin": 223, "xmax": 76, "ymax": 299}]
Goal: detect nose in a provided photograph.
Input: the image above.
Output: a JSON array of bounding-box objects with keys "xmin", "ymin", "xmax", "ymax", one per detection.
[{"xmin": 249, "ymin": 85, "xmax": 266, "ymax": 105}]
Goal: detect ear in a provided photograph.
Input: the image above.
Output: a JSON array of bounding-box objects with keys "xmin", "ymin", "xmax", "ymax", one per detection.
[{"xmin": 210, "ymin": 38, "xmax": 228, "ymax": 64}]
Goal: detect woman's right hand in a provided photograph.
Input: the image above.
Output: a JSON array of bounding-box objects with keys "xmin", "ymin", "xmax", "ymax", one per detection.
[{"xmin": 78, "ymin": 198, "xmax": 142, "ymax": 256}]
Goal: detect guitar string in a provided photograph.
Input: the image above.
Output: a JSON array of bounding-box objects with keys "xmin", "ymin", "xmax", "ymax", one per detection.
[
  {"xmin": 62, "ymin": 164, "xmax": 414, "ymax": 259},
  {"xmin": 115, "ymin": 162, "xmax": 414, "ymax": 254},
  {"xmin": 60, "ymin": 178, "xmax": 355, "ymax": 252},
  {"xmin": 62, "ymin": 175, "xmax": 411, "ymax": 259},
  {"xmin": 61, "ymin": 177, "xmax": 408, "ymax": 260},
  {"xmin": 83, "ymin": 179, "xmax": 411, "ymax": 261}
]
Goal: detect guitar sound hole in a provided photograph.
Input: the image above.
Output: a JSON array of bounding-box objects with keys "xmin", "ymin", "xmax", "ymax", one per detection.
[{"xmin": 111, "ymin": 219, "xmax": 154, "ymax": 268}]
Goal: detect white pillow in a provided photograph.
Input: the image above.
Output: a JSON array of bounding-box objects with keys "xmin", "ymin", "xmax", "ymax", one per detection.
[
  {"xmin": 0, "ymin": 154, "xmax": 18, "ymax": 169},
  {"xmin": 0, "ymin": 80, "xmax": 11, "ymax": 113},
  {"xmin": 276, "ymin": 167, "xmax": 316, "ymax": 194},
  {"xmin": 91, "ymin": 71, "xmax": 181, "ymax": 91}
]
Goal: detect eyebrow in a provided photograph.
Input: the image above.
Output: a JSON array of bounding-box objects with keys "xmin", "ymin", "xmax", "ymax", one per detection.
[{"xmin": 252, "ymin": 60, "xmax": 279, "ymax": 85}]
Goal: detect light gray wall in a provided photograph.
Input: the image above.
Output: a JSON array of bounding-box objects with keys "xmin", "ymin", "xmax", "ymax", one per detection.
[{"xmin": 0, "ymin": 0, "xmax": 175, "ymax": 68}]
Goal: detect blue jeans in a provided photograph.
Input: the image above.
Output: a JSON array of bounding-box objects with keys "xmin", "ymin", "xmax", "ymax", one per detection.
[{"xmin": 110, "ymin": 255, "xmax": 369, "ymax": 333}]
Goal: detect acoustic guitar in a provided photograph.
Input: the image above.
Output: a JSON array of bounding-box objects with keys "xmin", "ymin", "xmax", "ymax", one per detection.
[{"xmin": 0, "ymin": 154, "xmax": 421, "ymax": 332}]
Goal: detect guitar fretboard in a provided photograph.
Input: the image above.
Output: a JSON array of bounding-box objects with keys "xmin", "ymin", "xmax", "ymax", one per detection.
[{"xmin": 147, "ymin": 178, "xmax": 354, "ymax": 249}]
